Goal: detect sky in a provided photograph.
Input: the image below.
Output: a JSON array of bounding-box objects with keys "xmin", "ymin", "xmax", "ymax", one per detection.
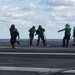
[{"xmin": 0, "ymin": 0, "xmax": 75, "ymax": 39}]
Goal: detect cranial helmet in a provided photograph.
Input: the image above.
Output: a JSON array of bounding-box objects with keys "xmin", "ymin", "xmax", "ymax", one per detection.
[
  {"xmin": 11, "ymin": 24, "xmax": 15, "ymax": 28},
  {"xmin": 32, "ymin": 26, "xmax": 35, "ymax": 29},
  {"xmin": 66, "ymin": 23, "xmax": 70, "ymax": 27},
  {"xmin": 38, "ymin": 25, "xmax": 42, "ymax": 28}
]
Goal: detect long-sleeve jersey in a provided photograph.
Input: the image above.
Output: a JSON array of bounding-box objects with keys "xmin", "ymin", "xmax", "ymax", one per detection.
[
  {"xmin": 9, "ymin": 28, "xmax": 19, "ymax": 37},
  {"xmin": 36, "ymin": 28, "xmax": 45, "ymax": 36},
  {"xmin": 29, "ymin": 28, "xmax": 36, "ymax": 35},
  {"xmin": 58, "ymin": 27, "xmax": 71, "ymax": 35}
]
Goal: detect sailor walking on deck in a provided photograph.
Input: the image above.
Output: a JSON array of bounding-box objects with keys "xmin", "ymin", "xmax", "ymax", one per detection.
[
  {"xmin": 28, "ymin": 26, "xmax": 36, "ymax": 46},
  {"xmin": 58, "ymin": 23, "xmax": 71, "ymax": 48},
  {"xmin": 36, "ymin": 25, "xmax": 46, "ymax": 46},
  {"xmin": 9, "ymin": 24, "xmax": 20, "ymax": 48}
]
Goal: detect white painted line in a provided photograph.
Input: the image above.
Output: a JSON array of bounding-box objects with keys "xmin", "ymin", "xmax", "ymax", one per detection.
[
  {"xmin": 0, "ymin": 52, "xmax": 75, "ymax": 56},
  {"xmin": 0, "ymin": 66, "xmax": 64, "ymax": 73},
  {"xmin": 0, "ymin": 66, "xmax": 75, "ymax": 74},
  {"xmin": 62, "ymin": 70, "xmax": 75, "ymax": 73}
]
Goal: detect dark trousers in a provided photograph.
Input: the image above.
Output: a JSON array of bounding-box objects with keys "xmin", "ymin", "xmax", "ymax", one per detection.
[
  {"xmin": 29, "ymin": 34, "xmax": 34, "ymax": 46},
  {"xmin": 37, "ymin": 35, "xmax": 45, "ymax": 46},
  {"xmin": 10, "ymin": 36, "xmax": 20, "ymax": 48},
  {"xmin": 73, "ymin": 37, "xmax": 75, "ymax": 46},
  {"xmin": 63, "ymin": 35, "xmax": 70, "ymax": 47}
]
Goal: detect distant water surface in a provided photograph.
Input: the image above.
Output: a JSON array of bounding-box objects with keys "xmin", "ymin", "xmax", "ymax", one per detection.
[{"xmin": 0, "ymin": 39, "xmax": 73, "ymax": 42}]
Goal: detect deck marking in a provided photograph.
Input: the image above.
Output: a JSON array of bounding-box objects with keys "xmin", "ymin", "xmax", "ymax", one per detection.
[{"xmin": 0, "ymin": 66, "xmax": 64, "ymax": 73}]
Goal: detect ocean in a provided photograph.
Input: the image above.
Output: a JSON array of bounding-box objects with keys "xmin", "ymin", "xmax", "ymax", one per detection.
[
  {"xmin": 0, "ymin": 39, "xmax": 63, "ymax": 42},
  {"xmin": 0, "ymin": 39, "xmax": 73, "ymax": 43},
  {"xmin": 0, "ymin": 39, "xmax": 73, "ymax": 45},
  {"xmin": 0, "ymin": 39, "xmax": 74, "ymax": 48}
]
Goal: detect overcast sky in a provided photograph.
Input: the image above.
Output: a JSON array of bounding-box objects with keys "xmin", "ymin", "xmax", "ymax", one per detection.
[{"xmin": 0, "ymin": 0, "xmax": 75, "ymax": 39}]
